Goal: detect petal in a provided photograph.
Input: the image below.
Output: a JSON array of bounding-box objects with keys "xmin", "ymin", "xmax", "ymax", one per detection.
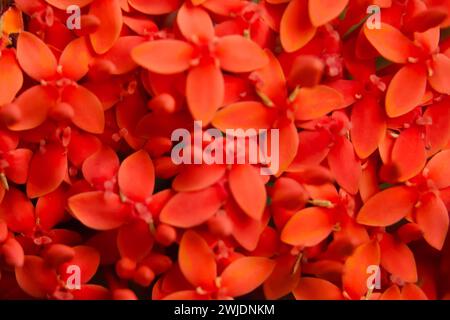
[
  {"xmin": 118, "ymin": 150, "xmax": 155, "ymax": 201},
  {"xmin": 293, "ymin": 85, "xmax": 343, "ymax": 121},
  {"xmin": 426, "ymin": 149, "xmax": 450, "ymax": 189},
  {"xmin": 277, "ymin": 122, "xmax": 300, "ymax": 174},
  {"xmin": 59, "ymin": 37, "xmax": 92, "ymax": 81},
  {"xmin": 328, "ymin": 137, "xmax": 361, "ymax": 195},
  {"xmin": 0, "ymin": 50, "xmax": 23, "ymax": 105},
  {"xmin": 17, "ymin": 32, "xmax": 57, "ymax": 81},
  {"xmin": 221, "ymin": 257, "xmax": 275, "ymax": 298},
  {"xmin": 379, "ymin": 233, "xmax": 417, "ymax": 283},
  {"xmin": 72, "ymin": 285, "xmax": 110, "ymax": 300},
  {"xmin": 216, "ymin": 35, "xmax": 269, "ymax": 73},
  {"xmin": 68, "ymin": 191, "xmax": 130, "ymax": 230},
  {"xmin": 82, "ymin": 145, "xmax": 119, "ymax": 187},
  {"xmin": 59, "ymin": 246, "xmax": 100, "ymax": 284},
  {"xmin": 62, "ymin": 85, "xmax": 105, "ymax": 134},
  {"xmin": 357, "ymin": 186, "xmax": 418, "ymax": 227},
  {"xmin": 308, "ymin": 0, "xmax": 349, "ymax": 27},
  {"xmin": 15, "ymin": 256, "xmax": 58, "ymax": 298},
  {"xmin": 351, "ymin": 97, "xmax": 386, "ymax": 159},
  {"xmin": 132, "ymin": 40, "xmax": 194, "ymax": 74},
  {"xmin": 128, "ymin": 0, "xmax": 181, "ymax": 14},
  {"xmin": 281, "ymin": 207, "xmax": 334, "ymax": 247},
  {"xmin": 45, "ymin": 0, "xmax": 94, "ymax": 9},
  {"xmin": 293, "ymin": 277, "xmax": 343, "ymax": 300},
  {"xmin": 35, "ymin": 188, "xmax": 67, "ymax": 231},
  {"xmin": 386, "ymin": 64, "xmax": 427, "ymax": 117},
  {"xmin": 67, "ymin": 130, "xmax": 101, "ymax": 167},
  {"xmin": 401, "ymin": 283, "xmax": 428, "ymax": 300},
  {"xmin": 342, "ymin": 240, "xmax": 380, "ymax": 300},
  {"xmin": 89, "ymin": 0, "xmax": 123, "ymax": 54},
  {"xmin": 416, "ymin": 194, "xmax": 449, "ymax": 250},
  {"xmin": 428, "ymin": 53, "xmax": 450, "ymax": 94},
  {"xmin": 363, "ymin": 23, "xmax": 420, "ymax": 64},
  {"xmin": 229, "ymin": 164, "xmax": 267, "ymax": 220},
  {"xmin": 4, "ymin": 148, "xmax": 32, "ymax": 184},
  {"xmin": 280, "ymin": 0, "xmax": 316, "ymax": 52},
  {"xmin": 8, "ymin": 86, "xmax": 57, "ymax": 132},
  {"xmin": 179, "ymin": 230, "xmax": 216, "ymax": 290},
  {"xmin": 27, "ymin": 143, "xmax": 67, "ymax": 198},
  {"xmin": 160, "ymin": 186, "xmax": 224, "ymax": 228},
  {"xmin": 173, "ymin": 164, "xmax": 226, "ymax": 192},
  {"xmin": 177, "ymin": 3, "xmax": 214, "ymax": 41},
  {"xmin": 390, "ymin": 126, "xmax": 427, "ymax": 182},
  {"xmin": 212, "ymin": 101, "xmax": 276, "ymax": 131},
  {"xmin": 263, "ymin": 254, "xmax": 301, "ymax": 300},
  {"xmin": 424, "ymin": 100, "xmax": 450, "ymax": 156},
  {"xmin": 186, "ymin": 63, "xmax": 224, "ymax": 124},
  {"xmin": 293, "ymin": 130, "xmax": 331, "ymax": 166},
  {"xmin": 117, "ymin": 220, "xmax": 154, "ymax": 261},
  {"xmin": 380, "ymin": 285, "xmax": 402, "ymax": 300},
  {"xmin": 0, "ymin": 188, "xmax": 35, "ymax": 234}
]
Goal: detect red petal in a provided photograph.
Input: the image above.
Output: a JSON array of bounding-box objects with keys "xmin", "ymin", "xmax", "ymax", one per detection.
[
  {"xmin": 364, "ymin": 23, "xmax": 420, "ymax": 64},
  {"xmin": 68, "ymin": 191, "xmax": 130, "ymax": 230},
  {"xmin": 0, "ymin": 188, "xmax": 35, "ymax": 234},
  {"xmin": 401, "ymin": 283, "xmax": 428, "ymax": 300},
  {"xmin": 132, "ymin": 40, "xmax": 194, "ymax": 74},
  {"xmin": 89, "ymin": 0, "xmax": 123, "ymax": 54},
  {"xmin": 385, "ymin": 64, "xmax": 427, "ymax": 117},
  {"xmin": 179, "ymin": 230, "xmax": 216, "ymax": 290},
  {"xmin": 173, "ymin": 164, "xmax": 226, "ymax": 192},
  {"xmin": 62, "ymin": 85, "xmax": 105, "ymax": 134},
  {"xmin": 0, "ymin": 50, "xmax": 23, "ymax": 105},
  {"xmin": 82, "ymin": 145, "xmax": 119, "ymax": 187},
  {"xmin": 293, "ymin": 277, "xmax": 343, "ymax": 300},
  {"xmin": 59, "ymin": 246, "xmax": 100, "ymax": 284},
  {"xmin": 428, "ymin": 53, "xmax": 450, "ymax": 94},
  {"xmin": 45, "ymin": 0, "xmax": 93, "ymax": 9},
  {"xmin": 15, "ymin": 256, "xmax": 58, "ymax": 298},
  {"xmin": 17, "ymin": 32, "xmax": 57, "ymax": 81},
  {"xmin": 186, "ymin": 63, "xmax": 224, "ymax": 124},
  {"xmin": 72, "ymin": 285, "xmax": 110, "ymax": 300},
  {"xmin": 117, "ymin": 220, "xmax": 154, "ymax": 262},
  {"xmin": 342, "ymin": 240, "xmax": 380, "ymax": 300},
  {"xmin": 36, "ymin": 188, "xmax": 67, "ymax": 231},
  {"xmin": 177, "ymin": 3, "xmax": 214, "ymax": 41},
  {"xmin": 229, "ymin": 164, "xmax": 267, "ymax": 220},
  {"xmin": 416, "ymin": 194, "xmax": 449, "ymax": 250},
  {"xmin": 128, "ymin": 0, "xmax": 181, "ymax": 14},
  {"xmin": 357, "ymin": 186, "xmax": 418, "ymax": 227},
  {"xmin": 263, "ymin": 254, "xmax": 301, "ymax": 300},
  {"xmin": 59, "ymin": 37, "xmax": 92, "ymax": 81},
  {"xmin": 293, "ymin": 85, "xmax": 343, "ymax": 121},
  {"xmin": 216, "ymin": 35, "xmax": 269, "ymax": 73},
  {"xmin": 277, "ymin": 122, "xmax": 300, "ymax": 174},
  {"xmin": 221, "ymin": 257, "xmax": 275, "ymax": 297},
  {"xmin": 118, "ymin": 150, "xmax": 155, "ymax": 201},
  {"xmin": 281, "ymin": 207, "xmax": 334, "ymax": 247},
  {"xmin": 160, "ymin": 186, "xmax": 223, "ymax": 228},
  {"xmin": 426, "ymin": 149, "xmax": 450, "ymax": 189},
  {"xmin": 4, "ymin": 148, "xmax": 32, "ymax": 184},
  {"xmin": 380, "ymin": 285, "xmax": 402, "ymax": 300},
  {"xmin": 328, "ymin": 137, "xmax": 361, "ymax": 195},
  {"xmin": 280, "ymin": 0, "xmax": 316, "ymax": 52},
  {"xmin": 308, "ymin": 0, "xmax": 349, "ymax": 27},
  {"xmin": 27, "ymin": 143, "xmax": 67, "ymax": 198}
]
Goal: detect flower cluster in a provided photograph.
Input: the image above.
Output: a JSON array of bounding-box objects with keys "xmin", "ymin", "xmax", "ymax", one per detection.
[{"xmin": 0, "ymin": 0, "xmax": 449, "ymax": 300}]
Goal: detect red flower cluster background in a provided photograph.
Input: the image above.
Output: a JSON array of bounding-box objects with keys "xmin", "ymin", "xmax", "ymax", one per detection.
[{"xmin": 0, "ymin": 0, "xmax": 450, "ymax": 300}]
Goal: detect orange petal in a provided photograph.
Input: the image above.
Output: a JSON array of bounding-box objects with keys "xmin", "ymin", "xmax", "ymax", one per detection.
[
  {"xmin": 128, "ymin": 0, "xmax": 181, "ymax": 14},
  {"xmin": 426, "ymin": 149, "xmax": 450, "ymax": 189},
  {"xmin": 173, "ymin": 164, "xmax": 226, "ymax": 192},
  {"xmin": 59, "ymin": 37, "xmax": 92, "ymax": 81},
  {"xmin": 277, "ymin": 122, "xmax": 300, "ymax": 174},
  {"xmin": 118, "ymin": 150, "xmax": 155, "ymax": 201},
  {"xmin": 281, "ymin": 207, "xmax": 334, "ymax": 247},
  {"xmin": 216, "ymin": 35, "xmax": 269, "ymax": 73},
  {"xmin": 177, "ymin": 3, "xmax": 214, "ymax": 41},
  {"xmin": 229, "ymin": 164, "xmax": 267, "ymax": 220},
  {"xmin": 45, "ymin": 0, "xmax": 94, "ymax": 9},
  {"xmin": 357, "ymin": 186, "xmax": 418, "ymax": 227},
  {"xmin": 82, "ymin": 145, "xmax": 119, "ymax": 187},
  {"xmin": 17, "ymin": 32, "xmax": 57, "ymax": 81},
  {"xmin": 132, "ymin": 40, "xmax": 194, "ymax": 74},
  {"xmin": 89, "ymin": 0, "xmax": 123, "ymax": 54},
  {"xmin": 68, "ymin": 191, "xmax": 130, "ymax": 230},
  {"xmin": 401, "ymin": 283, "xmax": 428, "ymax": 300},
  {"xmin": 4, "ymin": 148, "xmax": 32, "ymax": 184},
  {"xmin": 390, "ymin": 126, "xmax": 427, "ymax": 182},
  {"xmin": 0, "ymin": 50, "xmax": 23, "ymax": 105},
  {"xmin": 380, "ymin": 285, "xmax": 402, "ymax": 300},
  {"xmin": 385, "ymin": 64, "xmax": 427, "ymax": 117},
  {"xmin": 379, "ymin": 233, "xmax": 417, "ymax": 283},
  {"xmin": 293, "ymin": 85, "xmax": 343, "ymax": 121},
  {"xmin": 221, "ymin": 257, "xmax": 275, "ymax": 298},
  {"xmin": 363, "ymin": 23, "xmax": 420, "ymax": 64},
  {"xmin": 416, "ymin": 194, "xmax": 449, "ymax": 250},
  {"xmin": 179, "ymin": 231, "xmax": 216, "ymax": 290},
  {"xmin": 15, "ymin": 256, "xmax": 58, "ymax": 298},
  {"xmin": 280, "ymin": 0, "xmax": 316, "ymax": 52},
  {"xmin": 58, "ymin": 246, "xmax": 100, "ymax": 284},
  {"xmin": 308, "ymin": 0, "xmax": 349, "ymax": 27},
  {"xmin": 428, "ymin": 53, "xmax": 450, "ymax": 94},
  {"xmin": 328, "ymin": 137, "xmax": 361, "ymax": 195},
  {"xmin": 62, "ymin": 85, "xmax": 105, "ymax": 134},
  {"xmin": 117, "ymin": 220, "xmax": 154, "ymax": 262},
  {"xmin": 351, "ymin": 97, "xmax": 386, "ymax": 159},
  {"xmin": 160, "ymin": 186, "xmax": 224, "ymax": 227},
  {"xmin": 212, "ymin": 101, "xmax": 276, "ymax": 131},
  {"xmin": 186, "ymin": 63, "xmax": 224, "ymax": 124},
  {"xmin": 35, "ymin": 188, "xmax": 66, "ymax": 231},
  {"xmin": 263, "ymin": 254, "xmax": 301, "ymax": 300},
  {"xmin": 27, "ymin": 143, "xmax": 67, "ymax": 198},
  {"xmin": 342, "ymin": 240, "xmax": 380, "ymax": 300},
  {"xmin": 293, "ymin": 277, "xmax": 343, "ymax": 300}
]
